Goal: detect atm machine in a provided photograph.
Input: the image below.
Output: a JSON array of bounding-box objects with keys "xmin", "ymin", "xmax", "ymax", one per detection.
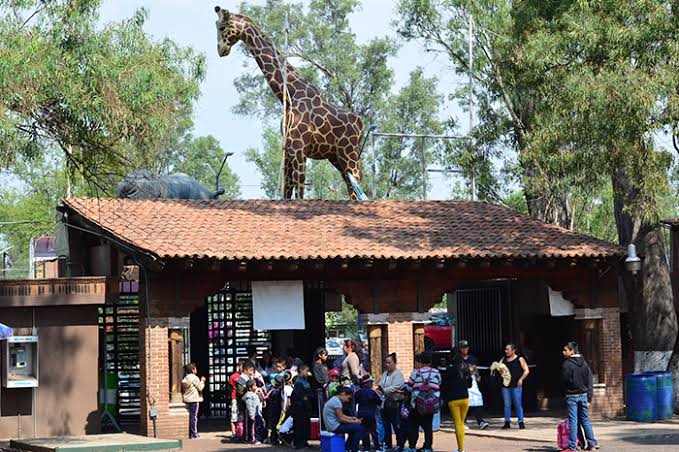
[{"xmin": 2, "ymin": 336, "xmax": 39, "ymax": 388}]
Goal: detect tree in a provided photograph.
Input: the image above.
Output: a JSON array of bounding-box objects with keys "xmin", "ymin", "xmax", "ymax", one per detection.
[
  {"xmin": 0, "ymin": 0, "xmax": 240, "ymax": 273},
  {"xmin": 167, "ymin": 134, "xmax": 241, "ymax": 199},
  {"xmin": 0, "ymin": 0, "xmax": 206, "ymax": 190},
  {"xmin": 234, "ymin": 0, "xmax": 445, "ymax": 200},
  {"xmin": 398, "ymin": 0, "xmax": 679, "ymax": 391},
  {"xmin": 397, "ymin": 0, "xmax": 575, "ymax": 224}
]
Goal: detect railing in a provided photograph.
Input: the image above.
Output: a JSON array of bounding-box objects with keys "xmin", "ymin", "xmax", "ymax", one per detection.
[{"xmin": 0, "ymin": 276, "xmax": 114, "ymax": 306}]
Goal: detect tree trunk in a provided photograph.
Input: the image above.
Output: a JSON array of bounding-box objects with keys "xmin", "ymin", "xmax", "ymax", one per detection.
[
  {"xmin": 523, "ymin": 161, "xmax": 572, "ymax": 228},
  {"xmin": 612, "ymin": 168, "xmax": 677, "ymax": 374}
]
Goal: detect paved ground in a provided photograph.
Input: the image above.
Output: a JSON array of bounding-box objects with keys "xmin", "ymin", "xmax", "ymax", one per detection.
[
  {"xmin": 453, "ymin": 415, "xmax": 679, "ymax": 444},
  {"xmin": 178, "ymin": 430, "xmax": 679, "ymax": 452},
  {"xmin": 4, "ymin": 415, "xmax": 679, "ymax": 451}
]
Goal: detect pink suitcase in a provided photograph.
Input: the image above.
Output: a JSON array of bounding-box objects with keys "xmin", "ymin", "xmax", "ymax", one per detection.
[
  {"xmin": 557, "ymin": 419, "xmax": 570, "ymax": 450},
  {"xmin": 557, "ymin": 419, "xmax": 581, "ymax": 450}
]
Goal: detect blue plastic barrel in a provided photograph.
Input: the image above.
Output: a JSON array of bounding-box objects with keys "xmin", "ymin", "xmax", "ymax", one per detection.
[
  {"xmin": 626, "ymin": 373, "xmax": 657, "ymax": 422},
  {"xmin": 644, "ymin": 371, "xmax": 673, "ymax": 420}
]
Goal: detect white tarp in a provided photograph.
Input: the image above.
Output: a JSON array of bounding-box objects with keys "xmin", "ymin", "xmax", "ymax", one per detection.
[
  {"xmin": 252, "ymin": 280, "xmax": 305, "ymax": 330},
  {"xmin": 548, "ymin": 286, "xmax": 575, "ymax": 316}
]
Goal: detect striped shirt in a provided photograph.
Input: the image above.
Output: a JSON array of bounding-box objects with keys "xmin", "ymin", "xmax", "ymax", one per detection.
[{"xmin": 407, "ymin": 367, "xmax": 441, "ymax": 408}]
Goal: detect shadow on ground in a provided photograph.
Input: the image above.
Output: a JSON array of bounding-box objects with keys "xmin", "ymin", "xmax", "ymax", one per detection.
[{"xmin": 622, "ymin": 433, "xmax": 679, "ymax": 445}]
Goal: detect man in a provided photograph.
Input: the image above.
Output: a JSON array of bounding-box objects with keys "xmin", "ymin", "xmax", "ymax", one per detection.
[
  {"xmin": 182, "ymin": 363, "xmax": 206, "ymax": 439},
  {"xmin": 459, "ymin": 340, "xmax": 489, "ymax": 430},
  {"xmin": 561, "ymin": 341, "xmax": 598, "ymax": 452},
  {"xmin": 322, "ymin": 386, "xmax": 365, "ymax": 452}
]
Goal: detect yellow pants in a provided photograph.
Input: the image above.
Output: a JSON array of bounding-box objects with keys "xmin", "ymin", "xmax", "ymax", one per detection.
[{"xmin": 448, "ymin": 398, "xmax": 470, "ymax": 451}]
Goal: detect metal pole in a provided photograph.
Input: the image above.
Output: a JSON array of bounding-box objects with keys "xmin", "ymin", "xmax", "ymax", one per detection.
[
  {"xmin": 420, "ymin": 137, "xmax": 427, "ymax": 200},
  {"xmin": 468, "ymin": 14, "xmax": 476, "ymax": 201},
  {"xmin": 371, "ymin": 133, "xmax": 376, "ymax": 200},
  {"xmin": 279, "ymin": 11, "xmax": 290, "ymax": 198}
]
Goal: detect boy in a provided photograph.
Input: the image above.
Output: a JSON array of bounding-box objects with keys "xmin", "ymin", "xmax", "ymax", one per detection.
[
  {"xmin": 181, "ymin": 363, "xmax": 205, "ymax": 440},
  {"xmin": 292, "ymin": 364, "xmax": 314, "ymax": 450},
  {"xmin": 243, "ymin": 379, "xmax": 266, "ymax": 444},
  {"xmin": 234, "ymin": 361, "xmax": 256, "ymax": 441},
  {"xmin": 355, "ymin": 374, "xmax": 381, "ymax": 451},
  {"xmin": 265, "ymin": 374, "xmax": 285, "ymax": 445}
]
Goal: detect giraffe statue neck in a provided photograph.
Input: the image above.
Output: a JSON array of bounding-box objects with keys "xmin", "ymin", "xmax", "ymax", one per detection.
[{"xmin": 237, "ymin": 17, "xmax": 303, "ymax": 104}]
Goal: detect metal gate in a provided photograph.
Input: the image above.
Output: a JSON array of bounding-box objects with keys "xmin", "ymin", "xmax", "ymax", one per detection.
[
  {"xmin": 456, "ymin": 287, "xmax": 503, "ymax": 357},
  {"xmin": 206, "ymin": 282, "xmax": 270, "ymax": 417},
  {"xmin": 98, "ymin": 280, "xmax": 141, "ymax": 424}
]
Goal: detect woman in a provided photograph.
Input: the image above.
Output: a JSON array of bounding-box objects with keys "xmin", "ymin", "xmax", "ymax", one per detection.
[
  {"xmin": 407, "ymin": 352, "xmax": 440, "ymax": 452},
  {"xmin": 500, "ymin": 343, "xmax": 530, "ymax": 429},
  {"xmin": 378, "ymin": 353, "xmax": 405, "ymax": 450},
  {"xmin": 341, "ymin": 339, "xmax": 364, "ymax": 383},
  {"xmin": 312, "ymin": 347, "xmax": 330, "ymax": 415},
  {"xmin": 442, "ymin": 348, "xmax": 472, "ymax": 452}
]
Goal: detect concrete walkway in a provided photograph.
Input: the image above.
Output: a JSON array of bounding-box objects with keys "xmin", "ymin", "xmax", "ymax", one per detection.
[{"xmin": 445, "ymin": 415, "xmax": 679, "ymax": 444}]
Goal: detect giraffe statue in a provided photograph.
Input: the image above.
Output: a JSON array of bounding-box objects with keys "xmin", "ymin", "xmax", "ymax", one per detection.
[{"xmin": 214, "ymin": 6, "xmax": 364, "ymax": 200}]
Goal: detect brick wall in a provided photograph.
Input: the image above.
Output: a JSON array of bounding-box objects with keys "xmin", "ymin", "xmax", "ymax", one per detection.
[
  {"xmin": 140, "ymin": 317, "xmax": 189, "ymax": 439},
  {"xmin": 591, "ymin": 307, "xmax": 624, "ymax": 418},
  {"xmin": 385, "ymin": 313, "xmax": 421, "ymax": 376}
]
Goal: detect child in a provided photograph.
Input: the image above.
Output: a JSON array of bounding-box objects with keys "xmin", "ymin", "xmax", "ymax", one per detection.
[
  {"xmin": 396, "ymin": 387, "xmax": 412, "ymax": 452},
  {"xmin": 354, "ymin": 374, "xmax": 381, "ymax": 451},
  {"xmin": 229, "ymin": 360, "xmax": 245, "ymax": 438},
  {"xmin": 243, "ymin": 379, "xmax": 267, "ymax": 444},
  {"xmin": 264, "ymin": 374, "xmax": 284, "ymax": 445},
  {"xmin": 292, "ymin": 364, "xmax": 314, "ymax": 450},
  {"xmin": 181, "ymin": 363, "xmax": 205, "ymax": 440},
  {"xmin": 327, "ymin": 368, "xmax": 340, "ymax": 398},
  {"xmin": 234, "ymin": 361, "xmax": 256, "ymax": 441},
  {"xmin": 278, "ymin": 371, "xmax": 295, "ymax": 447}
]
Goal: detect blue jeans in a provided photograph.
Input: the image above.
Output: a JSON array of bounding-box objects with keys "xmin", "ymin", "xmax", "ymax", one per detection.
[
  {"xmin": 187, "ymin": 402, "xmax": 199, "ymax": 438},
  {"xmin": 334, "ymin": 423, "xmax": 366, "ymax": 451},
  {"xmin": 566, "ymin": 394, "xmax": 597, "ymax": 450},
  {"xmin": 501, "ymin": 387, "xmax": 524, "ymax": 422}
]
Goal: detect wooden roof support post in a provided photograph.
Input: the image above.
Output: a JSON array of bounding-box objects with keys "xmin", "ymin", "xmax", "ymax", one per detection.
[{"xmin": 368, "ymin": 325, "xmax": 384, "ymax": 381}]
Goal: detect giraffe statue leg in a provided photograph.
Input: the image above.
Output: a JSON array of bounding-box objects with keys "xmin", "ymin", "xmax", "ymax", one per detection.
[
  {"xmin": 284, "ymin": 131, "xmax": 307, "ymax": 199},
  {"xmin": 283, "ymin": 155, "xmax": 294, "ymax": 199},
  {"xmin": 329, "ymin": 157, "xmax": 358, "ymax": 200}
]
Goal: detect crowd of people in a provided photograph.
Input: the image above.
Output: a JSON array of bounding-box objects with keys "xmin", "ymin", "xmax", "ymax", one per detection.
[{"xmin": 181, "ymin": 338, "xmax": 599, "ymax": 452}]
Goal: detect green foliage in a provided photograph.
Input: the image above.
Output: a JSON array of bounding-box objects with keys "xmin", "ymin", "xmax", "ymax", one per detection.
[
  {"xmin": 0, "ymin": 1, "xmax": 240, "ymax": 273},
  {"xmin": 325, "ymin": 299, "xmax": 359, "ymax": 337},
  {"xmin": 167, "ymin": 134, "xmax": 241, "ymax": 199},
  {"xmin": 0, "ymin": 0, "xmax": 206, "ymax": 188},
  {"xmin": 397, "ymin": 0, "xmax": 679, "ymax": 230},
  {"xmin": 234, "ymin": 0, "xmax": 446, "ymax": 199}
]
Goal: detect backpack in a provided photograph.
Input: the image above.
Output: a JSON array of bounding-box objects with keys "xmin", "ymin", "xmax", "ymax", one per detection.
[{"xmin": 414, "ymin": 370, "xmax": 440, "ymax": 415}]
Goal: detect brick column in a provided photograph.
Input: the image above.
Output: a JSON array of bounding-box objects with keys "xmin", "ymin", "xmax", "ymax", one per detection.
[
  {"xmin": 591, "ymin": 307, "xmax": 624, "ymax": 418},
  {"xmin": 387, "ymin": 313, "xmax": 417, "ymax": 375},
  {"xmin": 140, "ymin": 317, "xmax": 189, "ymax": 438}
]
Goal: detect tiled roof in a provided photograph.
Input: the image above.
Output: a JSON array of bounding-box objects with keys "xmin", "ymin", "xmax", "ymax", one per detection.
[{"xmin": 62, "ymin": 198, "xmax": 624, "ymax": 261}]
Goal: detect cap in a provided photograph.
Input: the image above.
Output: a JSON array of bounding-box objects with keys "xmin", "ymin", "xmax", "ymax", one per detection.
[
  {"xmin": 328, "ymin": 368, "xmax": 340, "ymax": 378},
  {"xmin": 458, "ymin": 340, "xmax": 470, "ymax": 347}
]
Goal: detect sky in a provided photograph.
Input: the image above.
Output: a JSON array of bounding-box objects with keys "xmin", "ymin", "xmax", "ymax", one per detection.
[{"xmin": 99, "ymin": 0, "xmax": 469, "ymax": 199}]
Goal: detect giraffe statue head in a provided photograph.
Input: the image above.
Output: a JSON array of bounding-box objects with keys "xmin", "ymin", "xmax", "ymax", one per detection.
[{"xmin": 215, "ymin": 6, "xmax": 246, "ymax": 57}]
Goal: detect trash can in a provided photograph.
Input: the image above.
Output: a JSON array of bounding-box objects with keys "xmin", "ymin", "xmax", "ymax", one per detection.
[
  {"xmin": 643, "ymin": 371, "xmax": 673, "ymax": 420},
  {"xmin": 625, "ymin": 373, "xmax": 657, "ymax": 422}
]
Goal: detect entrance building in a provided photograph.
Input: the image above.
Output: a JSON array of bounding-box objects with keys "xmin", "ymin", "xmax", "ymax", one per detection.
[{"xmin": 57, "ymin": 198, "xmax": 625, "ymax": 439}]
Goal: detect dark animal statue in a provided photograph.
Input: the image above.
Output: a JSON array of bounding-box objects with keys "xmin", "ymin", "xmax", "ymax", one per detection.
[{"xmin": 117, "ymin": 170, "xmax": 224, "ymax": 200}]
